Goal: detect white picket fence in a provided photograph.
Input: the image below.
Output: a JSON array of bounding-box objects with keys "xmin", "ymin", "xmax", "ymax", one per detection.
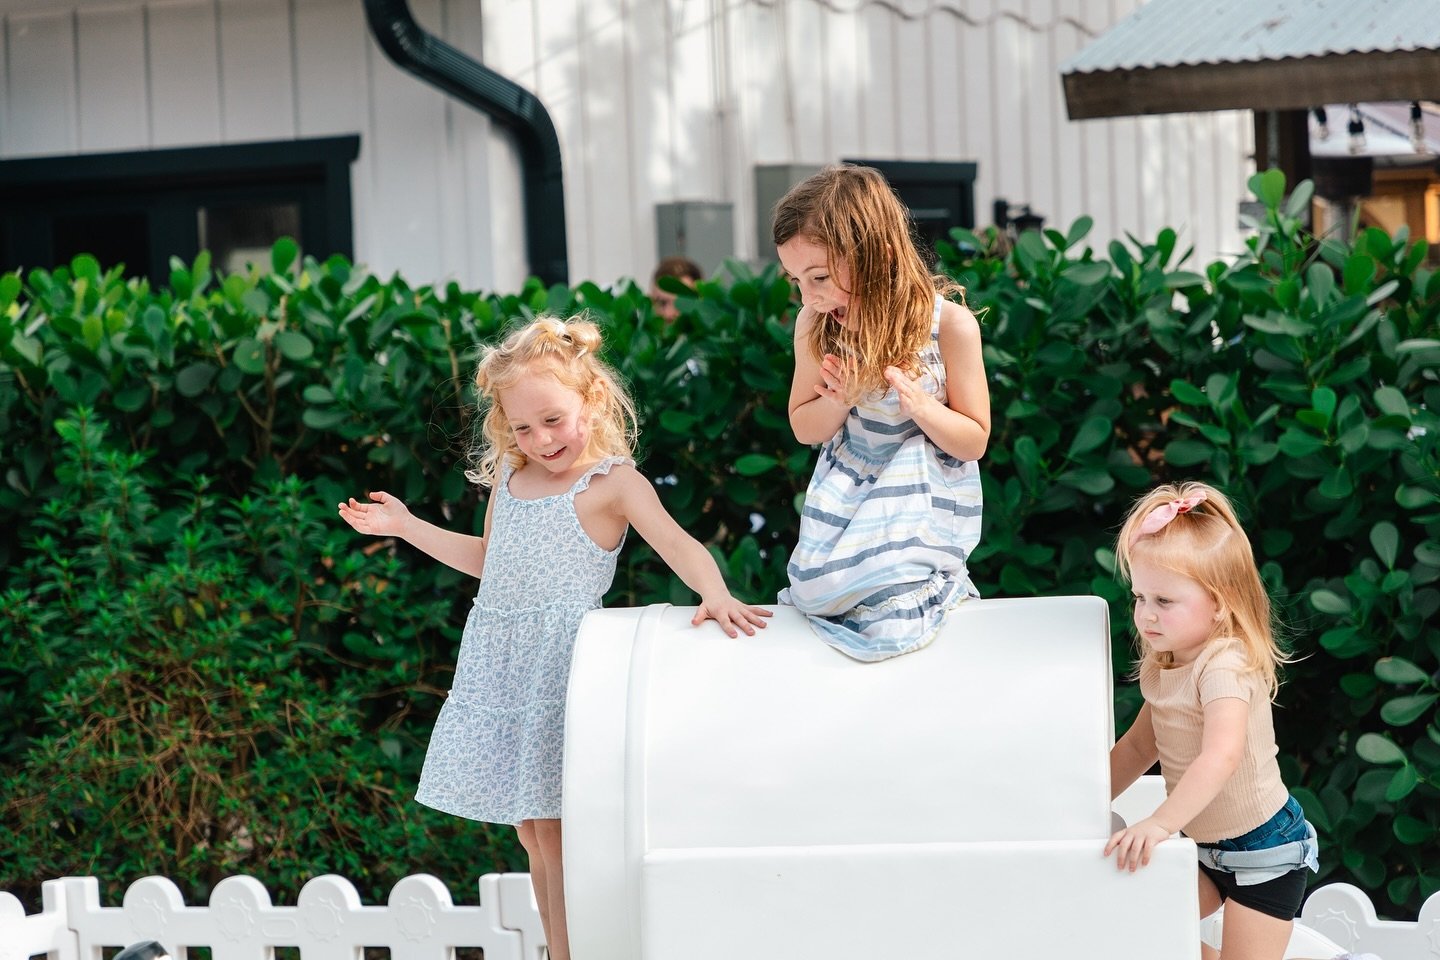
[
  {"xmin": 2, "ymin": 873, "xmax": 1438, "ymax": 960},
  {"xmin": 0, "ymin": 873, "xmax": 546, "ymax": 960}
]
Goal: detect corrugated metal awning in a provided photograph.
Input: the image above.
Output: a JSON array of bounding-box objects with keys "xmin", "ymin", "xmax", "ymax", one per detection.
[{"xmin": 1061, "ymin": 0, "xmax": 1440, "ymax": 120}]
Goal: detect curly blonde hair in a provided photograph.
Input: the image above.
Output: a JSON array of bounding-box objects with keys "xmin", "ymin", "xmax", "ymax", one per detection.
[
  {"xmin": 771, "ymin": 163, "xmax": 965, "ymax": 399},
  {"xmin": 1116, "ymin": 480, "xmax": 1287, "ymax": 695},
  {"xmin": 466, "ymin": 315, "xmax": 637, "ymax": 488}
]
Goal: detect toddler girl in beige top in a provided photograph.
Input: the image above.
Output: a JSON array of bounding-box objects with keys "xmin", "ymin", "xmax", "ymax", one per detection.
[{"xmin": 1106, "ymin": 481, "xmax": 1318, "ymax": 960}]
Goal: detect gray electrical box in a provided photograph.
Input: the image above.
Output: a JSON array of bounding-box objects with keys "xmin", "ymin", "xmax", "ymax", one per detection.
[
  {"xmin": 655, "ymin": 202, "xmax": 734, "ymax": 276},
  {"xmin": 754, "ymin": 164, "xmax": 823, "ymax": 261}
]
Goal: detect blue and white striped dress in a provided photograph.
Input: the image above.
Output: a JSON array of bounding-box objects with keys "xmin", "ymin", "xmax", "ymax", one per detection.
[{"xmin": 780, "ymin": 296, "xmax": 982, "ymax": 661}]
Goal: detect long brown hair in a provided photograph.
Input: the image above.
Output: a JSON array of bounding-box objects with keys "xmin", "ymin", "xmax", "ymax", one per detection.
[
  {"xmin": 1116, "ymin": 481, "xmax": 1287, "ymax": 695},
  {"xmin": 772, "ymin": 164, "xmax": 962, "ymax": 399},
  {"xmin": 466, "ymin": 315, "xmax": 637, "ymax": 487}
]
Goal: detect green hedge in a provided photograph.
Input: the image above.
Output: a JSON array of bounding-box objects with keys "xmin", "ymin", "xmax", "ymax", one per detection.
[{"xmin": 1, "ymin": 171, "xmax": 1437, "ymax": 916}]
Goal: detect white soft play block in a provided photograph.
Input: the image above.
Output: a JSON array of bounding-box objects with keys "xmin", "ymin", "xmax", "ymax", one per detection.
[
  {"xmin": 563, "ymin": 598, "xmax": 1199, "ymax": 960},
  {"xmin": 641, "ymin": 841, "xmax": 1198, "ymax": 959}
]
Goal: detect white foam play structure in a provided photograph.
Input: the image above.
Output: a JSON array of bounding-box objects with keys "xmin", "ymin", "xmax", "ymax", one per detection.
[
  {"xmin": 563, "ymin": 597, "xmax": 1203, "ymax": 959},
  {"xmin": 8, "ymin": 598, "xmax": 1436, "ymax": 958}
]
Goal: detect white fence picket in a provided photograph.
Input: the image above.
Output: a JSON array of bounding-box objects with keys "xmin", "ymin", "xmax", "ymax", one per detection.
[{"xmin": 0, "ymin": 873, "xmax": 543, "ymax": 960}]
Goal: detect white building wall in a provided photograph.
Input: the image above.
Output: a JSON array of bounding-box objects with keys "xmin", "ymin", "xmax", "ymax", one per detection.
[{"xmin": 0, "ymin": 0, "xmax": 1254, "ymax": 291}]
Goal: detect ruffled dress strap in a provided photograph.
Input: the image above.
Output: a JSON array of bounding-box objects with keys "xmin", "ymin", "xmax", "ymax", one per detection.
[
  {"xmin": 495, "ymin": 457, "xmax": 519, "ymax": 501},
  {"xmin": 567, "ymin": 455, "xmax": 634, "ymax": 497}
]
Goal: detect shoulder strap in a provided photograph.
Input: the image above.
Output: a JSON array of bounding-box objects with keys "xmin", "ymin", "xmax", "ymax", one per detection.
[{"xmin": 568, "ymin": 455, "xmax": 634, "ymax": 496}]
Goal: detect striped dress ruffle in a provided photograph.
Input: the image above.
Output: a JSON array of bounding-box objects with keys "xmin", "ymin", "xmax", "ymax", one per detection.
[{"xmin": 779, "ymin": 296, "xmax": 982, "ymax": 661}]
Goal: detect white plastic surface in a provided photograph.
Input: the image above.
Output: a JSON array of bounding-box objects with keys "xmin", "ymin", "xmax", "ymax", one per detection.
[
  {"xmin": 564, "ymin": 598, "xmax": 1202, "ymax": 959},
  {"xmin": 641, "ymin": 841, "xmax": 1198, "ymax": 959}
]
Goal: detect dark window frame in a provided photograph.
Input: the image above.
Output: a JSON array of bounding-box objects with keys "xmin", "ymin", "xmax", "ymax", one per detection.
[{"xmin": 0, "ymin": 135, "xmax": 359, "ymax": 282}]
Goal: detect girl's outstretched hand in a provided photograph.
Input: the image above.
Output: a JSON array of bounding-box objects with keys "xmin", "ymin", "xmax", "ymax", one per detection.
[
  {"xmin": 884, "ymin": 365, "xmax": 938, "ymax": 418},
  {"xmin": 692, "ymin": 596, "xmax": 774, "ymax": 638},
  {"xmin": 337, "ymin": 491, "xmax": 412, "ymax": 538},
  {"xmin": 1103, "ymin": 816, "xmax": 1173, "ymax": 872}
]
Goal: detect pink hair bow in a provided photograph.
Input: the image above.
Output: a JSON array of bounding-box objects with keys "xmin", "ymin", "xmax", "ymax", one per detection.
[{"xmin": 1130, "ymin": 491, "xmax": 1208, "ymax": 546}]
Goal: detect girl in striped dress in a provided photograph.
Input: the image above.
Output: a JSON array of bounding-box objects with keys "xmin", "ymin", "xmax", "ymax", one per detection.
[{"xmin": 774, "ymin": 164, "xmax": 990, "ymax": 661}]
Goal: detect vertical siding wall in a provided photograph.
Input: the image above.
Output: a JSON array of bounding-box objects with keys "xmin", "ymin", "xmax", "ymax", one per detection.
[
  {"xmin": 0, "ymin": 0, "xmax": 1254, "ymax": 290},
  {"xmin": 482, "ymin": 0, "xmax": 1254, "ymax": 285},
  {"xmin": 0, "ymin": 0, "xmax": 506, "ymax": 289}
]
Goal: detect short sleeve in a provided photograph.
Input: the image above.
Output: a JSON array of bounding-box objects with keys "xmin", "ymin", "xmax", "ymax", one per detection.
[{"xmin": 1195, "ymin": 639, "xmax": 1255, "ymax": 705}]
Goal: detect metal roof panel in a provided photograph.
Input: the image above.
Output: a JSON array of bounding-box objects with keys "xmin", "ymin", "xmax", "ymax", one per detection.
[{"xmin": 1062, "ymin": 0, "xmax": 1440, "ymax": 75}]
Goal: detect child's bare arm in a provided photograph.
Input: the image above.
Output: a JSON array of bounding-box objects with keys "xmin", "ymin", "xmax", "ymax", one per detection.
[
  {"xmin": 609, "ymin": 467, "xmax": 772, "ymax": 637},
  {"xmin": 1105, "ymin": 697, "xmax": 1246, "ymax": 871},
  {"xmin": 338, "ymin": 490, "xmax": 490, "ymax": 579},
  {"xmin": 1109, "ymin": 702, "xmax": 1159, "ymax": 800},
  {"xmin": 887, "ymin": 301, "xmax": 990, "ymax": 461},
  {"xmin": 1149, "ymin": 696, "xmax": 1246, "ymax": 835}
]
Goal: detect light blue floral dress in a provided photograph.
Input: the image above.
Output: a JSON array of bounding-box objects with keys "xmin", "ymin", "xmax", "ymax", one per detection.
[
  {"xmin": 780, "ymin": 296, "xmax": 983, "ymax": 661},
  {"xmin": 415, "ymin": 456, "xmax": 628, "ymax": 824}
]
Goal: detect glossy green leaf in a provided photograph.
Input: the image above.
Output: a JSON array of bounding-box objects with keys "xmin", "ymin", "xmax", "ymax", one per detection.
[
  {"xmin": 272, "ymin": 236, "xmax": 299, "ymax": 274},
  {"xmin": 1056, "ymin": 468, "xmax": 1114, "ymax": 495},
  {"xmin": 1277, "ymin": 429, "xmax": 1324, "ymax": 457},
  {"xmin": 1309, "ymin": 589, "xmax": 1352, "ymax": 615},
  {"xmin": 1370, "ymin": 521, "xmax": 1399, "ymax": 568},
  {"xmin": 734, "ymin": 454, "xmax": 779, "ymax": 477},
  {"xmin": 1380, "ymin": 694, "xmax": 1438, "ymax": 727},
  {"xmin": 1163, "ymin": 439, "xmax": 1213, "ymax": 467},
  {"xmin": 1064, "ymin": 262, "xmax": 1109, "ymax": 286},
  {"xmin": 9, "ymin": 333, "xmax": 41, "ymax": 366},
  {"xmin": 1397, "ymin": 485, "xmax": 1440, "ymax": 509},
  {"xmin": 1343, "ymin": 254, "xmax": 1376, "ymax": 295},
  {"xmin": 275, "ymin": 331, "xmax": 314, "ymax": 361},
  {"xmin": 232, "ymin": 338, "xmax": 267, "ymax": 374},
  {"xmin": 1373, "ymin": 385, "xmax": 1410, "ymax": 418},
  {"xmin": 1355, "ymin": 732, "xmax": 1406, "ymax": 765},
  {"xmin": 302, "ymin": 407, "xmax": 348, "ymax": 430},
  {"xmin": 0, "ymin": 272, "xmax": 20, "ymax": 309},
  {"xmin": 1385, "ymin": 763, "xmax": 1419, "ymax": 801},
  {"xmin": 1282, "ymin": 179, "xmax": 1314, "ymax": 220},
  {"xmin": 1067, "ymin": 416, "xmax": 1113, "ymax": 457},
  {"xmin": 1394, "ymin": 816, "xmax": 1436, "ymax": 845},
  {"xmin": 1065, "ymin": 216, "xmax": 1094, "ymax": 248},
  {"xmin": 1169, "ymin": 379, "xmax": 1207, "ymax": 406},
  {"xmin": 1318, "ymin": 465, "xmax": 1353, "ymax": 499},
  {"xmin": 175, "ymin": 363, "xmax": 218, "ymax": 398},
  {"xmin": 1251, "ymin": 167, "xmax": 1285, "ymax": 208}
]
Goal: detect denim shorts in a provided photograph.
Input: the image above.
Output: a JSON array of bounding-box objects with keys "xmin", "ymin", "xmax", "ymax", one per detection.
[
  {"xmin": 1203, "ymin": 795, "xmax": 1310, "ymax": 852},
  {"xmin": 1195, "ymin": 795, "xmax": 1320, "ymax": 920}
]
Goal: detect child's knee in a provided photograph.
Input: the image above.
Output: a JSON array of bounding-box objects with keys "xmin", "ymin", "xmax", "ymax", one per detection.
[{"xmin": 533, "ymin": 817, "xmax": 563, "ymax": 846}]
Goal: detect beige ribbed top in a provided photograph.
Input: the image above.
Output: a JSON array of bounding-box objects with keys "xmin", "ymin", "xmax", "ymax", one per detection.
[{"xmin": 1139, "ymin": 638, "xmax": 1289, "ymax": 844}]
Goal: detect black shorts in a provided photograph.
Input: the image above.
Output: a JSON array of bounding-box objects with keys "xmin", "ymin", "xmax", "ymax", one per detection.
[{"xmin": 1198, "ymin": 861, "xmax": 1309, "ymax": 920}]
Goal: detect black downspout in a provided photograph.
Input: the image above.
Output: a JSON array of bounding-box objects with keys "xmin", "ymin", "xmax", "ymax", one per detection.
[{"xmin": 362, "ymin": 0, "xmax": 568, "ymax": 286}]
